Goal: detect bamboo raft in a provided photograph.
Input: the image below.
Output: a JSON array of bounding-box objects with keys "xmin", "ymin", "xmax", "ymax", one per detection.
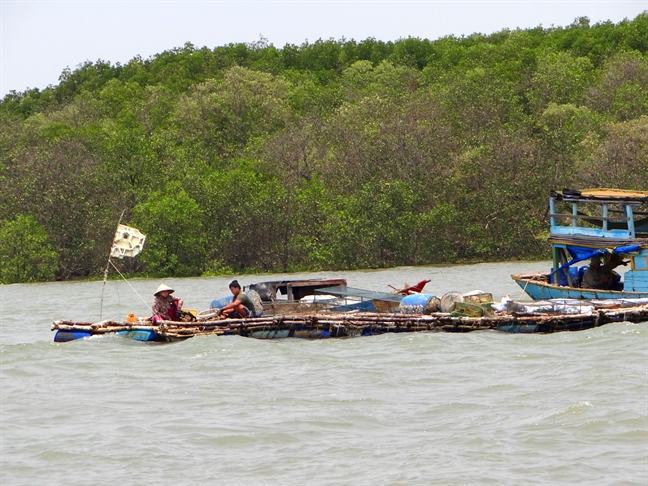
[{"xmin": 52, "ymin": 303, "xmax": 648, "ymax": 342}]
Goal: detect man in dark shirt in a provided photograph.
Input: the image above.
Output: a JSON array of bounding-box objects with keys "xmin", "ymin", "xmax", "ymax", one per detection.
[
  {"xmin": 581, "ymin": 254, "xmax": 626, "ymax": 290},
  {"xmin": 219, "ymin": 280, "xmax": 255, "ymax": 318}
]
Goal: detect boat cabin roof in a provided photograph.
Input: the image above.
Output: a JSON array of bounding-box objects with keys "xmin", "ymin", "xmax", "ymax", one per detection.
[
  {"xmin": 552, "ymin": 188, "xmax": 648, "ymax": 204},
  {"xmin": 549, "ymin": 188, "xmax": 648, "ymax": 244},
  {"xmin": 246, "ymin": 278, "xmax": 348, "ymax": 302},
  {"xmin": 314, "ymin": 285, "xmax": 403, "ymax": 303}
]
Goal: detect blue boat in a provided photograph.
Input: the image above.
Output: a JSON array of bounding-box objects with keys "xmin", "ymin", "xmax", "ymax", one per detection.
[
  {"xmin": 53, "ymin": 330, "xmax": 93, "ymax": 342},
  {"xmin": 52, "ymin": 321, "xmax": 183, "ymax": 343},
  {"xmin": 513, "ymin": 188, "xmax": 648, "ymax": 300},
  {"xmin": 53, "ymin": 328, "xmax": 163, "ymax": 342},
  {"xmin": 115, "ymin": 329, "xmax": 163, "ymax": 342}
]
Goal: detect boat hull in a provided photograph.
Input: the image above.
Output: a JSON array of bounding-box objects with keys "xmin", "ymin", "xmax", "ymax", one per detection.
[
  {"xmin": 54, "ymin": 328, "xmax": 184, "ymax": 343},
  {"xmin": 496, "ymin": 318, "xmax": 599, "ymax": 333},
  {"xmin": 512, "ymin": 275, "xmax": 648, "ymax": 300},
  {"xmin": 249, "ymin": 329, "xmax": 292, "ymax": 339},
  {"xmin": 116, "ymin": 329, "xmax": 163, "ymax": 342},
  {"xmin": 54, "ymin": 330, "xmax": 93, "ymax": 342},
  {"xmin": 52, "ymin": 302, "xmax": 648, "ymax": 341}
]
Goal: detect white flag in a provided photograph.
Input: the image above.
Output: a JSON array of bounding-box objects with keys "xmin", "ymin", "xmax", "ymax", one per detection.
[{"xmin": 110, "ymin": 224, "xmax": 146, "ymax": 259}]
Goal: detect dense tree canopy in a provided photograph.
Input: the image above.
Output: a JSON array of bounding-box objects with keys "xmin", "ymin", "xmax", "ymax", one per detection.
[{"xmin": 1, "ymin": 14, "xmax": 647, "ymax": 282}]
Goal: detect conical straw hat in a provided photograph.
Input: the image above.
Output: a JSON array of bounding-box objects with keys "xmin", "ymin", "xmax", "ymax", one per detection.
[{"xmin": 154, "ymin": 283, "xmax": 175, "ymax": 296}]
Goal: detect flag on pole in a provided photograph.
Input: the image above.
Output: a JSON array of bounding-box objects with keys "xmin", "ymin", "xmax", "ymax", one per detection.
[{"xmin": 110, "ymin": 224, "xmax": 146, "ymax": 259}]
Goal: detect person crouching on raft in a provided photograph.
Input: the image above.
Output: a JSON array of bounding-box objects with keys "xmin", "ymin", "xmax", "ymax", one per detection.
[
  {"xmin": 218, "ymin": 280, "xmax": 254, "ymax": 318},
  {"xmin": 152, "ymin": 283, "xmax": 183, "ymax": 323}
]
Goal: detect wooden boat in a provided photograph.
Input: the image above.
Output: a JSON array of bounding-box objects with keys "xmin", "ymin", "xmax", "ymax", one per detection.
[
  {"xmin": 208, "ymin": 278, "xmax": 349, "ymax": 316},
  {"xmin": 513, "ymin": 188, "xmax": 648, "ymax": 300},
  {"xmin": 512, "ymin": 272, "xmax": 648, "ymax": 300},
  {"xmin": 52, "ymin": 300, "xmax": 648, "ymax": 342},
  {"xmin": 209, "ymin": 278, "xmax": 405, "ymax": 316}
]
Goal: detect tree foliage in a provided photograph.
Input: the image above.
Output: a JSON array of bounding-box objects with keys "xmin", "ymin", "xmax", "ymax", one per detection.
[
  {"xmin": 0, "ymin": 215, "xmax": 59, "ymax": 283},
  {"xmin": 1, "ymin": 14, "xmax": 647, "ymax": 281}
]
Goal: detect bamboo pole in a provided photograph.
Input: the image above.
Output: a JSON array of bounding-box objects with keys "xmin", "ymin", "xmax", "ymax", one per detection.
[{"xmin": 52, "ymin": 304, "xmax": 648, "ymax": 338}]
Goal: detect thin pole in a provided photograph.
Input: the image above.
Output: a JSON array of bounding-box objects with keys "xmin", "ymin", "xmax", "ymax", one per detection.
[{"xmin": 99, "ymin": 209, "xmax": 126, "ymax": 320}]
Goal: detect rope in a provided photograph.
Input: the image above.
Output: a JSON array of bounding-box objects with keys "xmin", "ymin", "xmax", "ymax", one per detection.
[
  {"xmin": 99, "ymin": 264, "xmax": 110, "ymax": 320},
  {"xmin": 109, "ymin": 259, "xmax": 150, "ymax": 312}
]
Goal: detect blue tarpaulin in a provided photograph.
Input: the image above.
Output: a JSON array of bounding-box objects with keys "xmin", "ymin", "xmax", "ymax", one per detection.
[
  {"xmin": 553, "ymin": 244, "xmax": 641, "ymax": 276},
  {"xmin": 564, "ymin": 244, "xmax": 641, "ymax": 268}
]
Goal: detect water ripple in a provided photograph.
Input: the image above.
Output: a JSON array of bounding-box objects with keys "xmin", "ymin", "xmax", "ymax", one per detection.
[{"xmin": 2, "ymin": 265, "xmax": 647, "ymax": 484}]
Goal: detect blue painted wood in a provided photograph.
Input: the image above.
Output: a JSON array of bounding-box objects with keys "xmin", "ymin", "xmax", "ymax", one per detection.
[
  {"xmin": 549, "ymin": 196, "xmax": 637, "ymax": 239},
  {"xmin": 550, "ymin": 226, "xmax": 633, "ymax": 239},
  {"xmin": 515, "ymin": 278, "xmax": 648, "ymax": 300},
  {"xmin": 634, "ymin": 256, "xmax": 648, "ymax": 270},
  {"xmin": 624, "ymin": 270, "xmax": 648, "ymax": 292},
  {"xmin": 626, "ymin": 204, "xmax": 635, "ymax": 236},
  {"xmin": 116, "ymin": 330, "xmax": 161, "ymax": 341}
]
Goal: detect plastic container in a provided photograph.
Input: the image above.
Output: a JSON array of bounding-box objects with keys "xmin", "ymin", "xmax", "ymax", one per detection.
[
  {"xmin": 399, "ymin": 294, "xmax": 440, "ymax": 314},
  {"xmin": 210, "ymin": 295, "xmax": 233, "ymax": 309},
  {"xmin": 453, "ymin": 302, "xmax": 485, "ymax": 317},
  {"xmin": 400, "ymin": 293, "xmax": 433, "ymax": 307},
  {"xmin": 439, "ymin": 291, "xmax": 464, "ymax": 313},
  {"xmin": 463, "ymin": 291, "xmax": 493, "ymax": 304}
]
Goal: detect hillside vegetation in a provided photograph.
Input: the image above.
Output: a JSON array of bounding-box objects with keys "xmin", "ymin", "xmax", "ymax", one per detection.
[{"xmin": 1, "ymin": 15, "xmax": 647, "ymax": 283}]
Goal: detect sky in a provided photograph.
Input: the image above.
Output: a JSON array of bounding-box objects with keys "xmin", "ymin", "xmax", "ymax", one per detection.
[{"xmin": 1, "ymin": 0, "xmax": 645, "ymax": 96}]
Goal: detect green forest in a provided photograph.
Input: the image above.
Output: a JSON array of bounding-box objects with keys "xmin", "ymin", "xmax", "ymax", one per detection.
[{"xmin": 1, "ymin": 15, "xmax": 647, "ymax": 283}]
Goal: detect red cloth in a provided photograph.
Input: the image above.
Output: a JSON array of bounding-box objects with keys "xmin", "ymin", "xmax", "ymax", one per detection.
[
  {"xmin": 400, "ymin": 279, "xmax": 431, "ymax": 295},
  {"xmin": 152, "ymin": 297, "xmax": 180, "ymax": 322}
]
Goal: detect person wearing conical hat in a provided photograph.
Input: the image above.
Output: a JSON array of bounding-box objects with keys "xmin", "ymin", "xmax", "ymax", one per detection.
[{"xmin": 152, "ymin": 283, "xmax": 183, "ymax": 322}]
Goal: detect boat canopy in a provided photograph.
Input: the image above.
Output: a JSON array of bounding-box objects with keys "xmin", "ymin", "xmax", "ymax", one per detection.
[
  {"xmin": 247, "ymin": 278, "xmax": 347, "ymax": 302},
  {"xmin": 553, "ymin": 244, "xmax": 641, "ymax": 274},
  {"xmin": 314, "ymin": 285, "xmax": 403, "ymax": 303}
]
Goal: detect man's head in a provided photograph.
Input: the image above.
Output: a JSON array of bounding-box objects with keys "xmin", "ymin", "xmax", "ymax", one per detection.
[
  {"xmin": 590, "ymin": 255, "xmax": 602, "ymax": 269},
  {"xmin": 607, "ymin": 253, "xmax": 628, "ymax": 269},
  {"xmin": 229, "ymin": 279, "xmax": 241, "ymax": 296}
]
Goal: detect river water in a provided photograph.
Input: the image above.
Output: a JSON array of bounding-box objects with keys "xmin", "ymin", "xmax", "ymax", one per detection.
[{"xmin": 1, "ymin": 261, "xmax": 646, "ymax": 485}]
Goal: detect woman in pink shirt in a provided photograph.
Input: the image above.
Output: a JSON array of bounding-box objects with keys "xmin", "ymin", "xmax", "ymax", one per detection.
[{"xmin": 151, "ymin": 283, "xmax": 183, "ymax": 322}]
